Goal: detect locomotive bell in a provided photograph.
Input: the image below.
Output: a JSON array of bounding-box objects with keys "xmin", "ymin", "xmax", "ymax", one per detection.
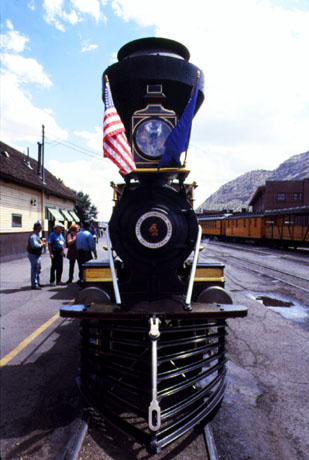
[{"xmin": 103, "ymin": 37, "xmax": 205, "ymax": 168}]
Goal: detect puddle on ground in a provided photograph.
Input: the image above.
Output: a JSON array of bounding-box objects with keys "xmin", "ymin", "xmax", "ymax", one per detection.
[
  {"xmin": 242, "ymin": 291, "xmax": 309, "ymax": 329},
  {"xmin": 256, "ymin": 296, "xmax": 293, "ymax": 307}
]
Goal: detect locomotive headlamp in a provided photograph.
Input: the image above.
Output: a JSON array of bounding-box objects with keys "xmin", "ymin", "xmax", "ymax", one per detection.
[
  {"xmin": 131, "ymin": 85, "xmax": 177, "ymax": 167},
  {"xmin": 134, "ymin": 118, "xmax": 173, "ymax": 160}
]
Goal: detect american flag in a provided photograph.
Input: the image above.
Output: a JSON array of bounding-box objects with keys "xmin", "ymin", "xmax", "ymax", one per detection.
[{"xmin": 103, "ymin": 80, "xmax": 135, "ymax": 175}]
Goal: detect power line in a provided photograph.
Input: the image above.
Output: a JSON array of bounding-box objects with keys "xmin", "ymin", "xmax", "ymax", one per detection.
[{"xmin": 45, "ymin": 134, "xmax": 103, "ymax": 159}]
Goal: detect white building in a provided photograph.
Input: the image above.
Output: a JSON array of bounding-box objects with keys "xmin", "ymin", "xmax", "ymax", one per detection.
[{"xmin": 0, "ymin": 141, "xmax": 79, "ymax": 260}]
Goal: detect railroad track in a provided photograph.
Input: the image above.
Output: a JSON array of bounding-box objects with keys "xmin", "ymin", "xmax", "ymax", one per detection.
[
  {"xmin": 58, "ymin": 410, "xmax": 90, "ymax": 460},
  {"xmin": 205, "ymin": 239, "xmax": 309, "ymax": 265},
  {"xmin": 59, "ymin": 409, "xmax": 218, "ymax": 460},
  {"xmin": 203, "ymin": 245, "xmax": 309, "ymax": 293}
]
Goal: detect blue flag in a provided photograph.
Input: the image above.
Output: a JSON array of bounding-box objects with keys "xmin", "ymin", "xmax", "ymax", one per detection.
[{"xmin": 158, "ymin": 85, "xmax": 198, "ymax": 168}]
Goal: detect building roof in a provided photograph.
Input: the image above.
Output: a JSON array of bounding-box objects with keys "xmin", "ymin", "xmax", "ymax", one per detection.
[
  {"xmin": 248, "ymin": 185, "xmax": 265, "ymax": 206},
  {"xmin": 0, "ymin": 141, "xmax": 77, "ymax": 202},
  {"xmin": 264, "ymin": 206, "xmax": 309, "ymax": 216}
]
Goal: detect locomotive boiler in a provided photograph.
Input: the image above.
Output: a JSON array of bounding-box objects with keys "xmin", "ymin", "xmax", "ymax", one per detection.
[{"xmin": 60, "ymin": 37, "xmax": 247, "ymax": 453}]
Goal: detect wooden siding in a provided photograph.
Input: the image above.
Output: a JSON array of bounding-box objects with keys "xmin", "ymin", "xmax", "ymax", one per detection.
[
  {"xmin": 265, "ymin": 215, "xmax": 309, "ymax": 243},
  {"xmin": 0, "ymin": 181, "xmax": 42, "ymax": 233},
  {"xmin": 224, "ymin": 216, "xmax": 264, "ymax": 239},
  {"xmin": 200, "ymin": 219, "xmax": 222, "ymax": 236},
  {"xmin": 0, "ymin": 180, "xmax": 75, "ymax": 234}
]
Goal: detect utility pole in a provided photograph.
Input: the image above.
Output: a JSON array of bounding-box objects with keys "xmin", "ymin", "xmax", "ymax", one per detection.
[
  {"xmin": 41, "ymin": 124, "xmax": 46, "ymax": 237},
  {"xmin": 42, "ymin": 124, "xmax": 45, "ymax": 183}
]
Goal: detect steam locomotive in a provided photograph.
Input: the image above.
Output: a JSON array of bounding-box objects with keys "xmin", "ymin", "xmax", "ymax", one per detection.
[{"xmin": 60, "ymin": 37, "xmax": 247, "ymax": 453}]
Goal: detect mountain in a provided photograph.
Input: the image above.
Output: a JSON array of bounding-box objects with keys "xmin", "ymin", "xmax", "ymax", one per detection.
[{"xmin": 197, "ymin": 151, "xmax": 309, "ymax": 212}]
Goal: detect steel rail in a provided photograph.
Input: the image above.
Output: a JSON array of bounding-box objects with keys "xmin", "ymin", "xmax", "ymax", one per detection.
[
  {"xmin": 203, "ymin": 423, "xmax": 219, "ymax": 460},
  {"xmin": 57, "ymin": 410, "xmax": 90, "ymax": 460},
  {"xmin": 207, "ymin": 239, "xmax": 309, "ymax": 262},
  {"xmin": 227, "ymin": 259, "xmax": 309, "ymax": 293},
  {"xmin": 207, "ymin": 245, "xmax": 309, "ymax": 282},
  {"xmin": 205, "ymin": 247, "xmax": 309, "ymax": 291},
  {"xmin": 232, "ymin": 256, "xmax": 309, "ymax": 282}
]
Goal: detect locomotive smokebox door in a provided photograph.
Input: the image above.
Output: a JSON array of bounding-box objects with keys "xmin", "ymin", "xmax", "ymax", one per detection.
[{"xmin": 109, "ymin": 183, "xmax": 198, "ymax": 273}]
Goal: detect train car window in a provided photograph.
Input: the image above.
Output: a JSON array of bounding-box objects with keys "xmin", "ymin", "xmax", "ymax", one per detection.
[
  {"xmin": 295, "ymin": 215, "xmax": 307, "ymax": 225},
  {"xmin": 294, "ymin": 192, "xmax": 303, "ymax": 201},
  {"xmin": 277, "ymin": 193, "xmax": 286, "ymax": 201}
]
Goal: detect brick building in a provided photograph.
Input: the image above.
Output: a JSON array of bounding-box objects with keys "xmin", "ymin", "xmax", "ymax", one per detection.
[{"xmin": 249, "ymin": 179, "xmax": 309, "ymax": 213}]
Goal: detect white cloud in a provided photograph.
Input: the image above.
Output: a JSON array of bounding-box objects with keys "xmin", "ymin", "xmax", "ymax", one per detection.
[
  {"xmin": 74, "ymin": 127, "xmax": 102, "ymax": 150},
  {"xmin": 71, "ymin": 0, "xmax": 104, "ymax": 22},
  {"xmin": 1, "ymin": 54, "xmax": 52, "ymax": 87},
  {"xmin": 81, "ymin": 40, "xmax": 99, "ymax": 53},
  {"xmin": 1, "ymin": 21, "xmax": 52, "ymax": 88},
  {"xmin": 0, "ymin": 21, "xmax": 29, "ymax": 52},
  {"xmin": 28, "ymin": 1, "xmax": 36, "ymax": 11},
  {"xmin": 48, "ymin": 156, "xmax": 120, "ymax": 221},
  {"xmin": 1, "ymin": 74, "xmax": 67, "ymax": 144},
  {"xmin": 62, "ymin": 9, "xmax": 81, "ymax": 24},
  {"xmin": 0, "ymin": 22, "xmax": 67, "ymax": 146},
  {"xmin": 43, "ymin": 0, "xmax": 65, "ymax": 29},
  {"xmin": 43, "ymin": 0, "xmax": 106, "ymax": 30}
]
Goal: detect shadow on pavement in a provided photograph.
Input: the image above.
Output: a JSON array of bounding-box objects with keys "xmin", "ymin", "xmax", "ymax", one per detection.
[
  {"xmin": 0, "ymin": 319, "xmax": 82, "ymax": 459},
  {"xmin": 0, "ymin": 286, "xmax": 35, "ymax": 294}
]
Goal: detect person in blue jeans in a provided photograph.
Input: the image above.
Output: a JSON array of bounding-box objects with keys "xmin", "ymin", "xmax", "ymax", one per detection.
[
  {"xmin": 48, "ymin": 222, "xmax": 65, "ymax": 284},
  {"xmin": 27, "ymin": 221, "xmax": 46, "ymax": 290},
  {"xmin": 76, "ymin": 221, "xmax": 97, "ymax": 284}
]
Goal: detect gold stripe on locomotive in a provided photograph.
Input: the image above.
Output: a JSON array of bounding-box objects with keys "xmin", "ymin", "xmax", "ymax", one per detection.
[
  {"xmin": 83, "ymin": 267, "xmax": 113, "ymax": 283},
  {"xmin": 194, "ymin": 265, "xmax": 225, "ymax": 283}
]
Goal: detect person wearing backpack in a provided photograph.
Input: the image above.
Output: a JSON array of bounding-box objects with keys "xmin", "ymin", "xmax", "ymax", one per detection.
[{"xmin": 27, "ymin": 221, "xmax": 46, "ymax": 290}]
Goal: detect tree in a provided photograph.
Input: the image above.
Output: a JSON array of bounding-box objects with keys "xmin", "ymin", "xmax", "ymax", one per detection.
[{"xmin": 71, "ymin": 189, "xmax": 98, "ymax": 223}]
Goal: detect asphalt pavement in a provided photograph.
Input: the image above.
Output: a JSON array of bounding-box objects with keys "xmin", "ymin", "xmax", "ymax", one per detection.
[
  {"xmin": 1, "ymin": 238, "xmax": 106, "ymax": 359},
  {"xmin": 0, "ymin": 238, "xmax": 108, "ymax": 459}
]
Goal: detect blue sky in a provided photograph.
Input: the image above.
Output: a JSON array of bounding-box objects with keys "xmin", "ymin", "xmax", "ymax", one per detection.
[{"xmin": 1, "ymin": 0, "xmax": 309, "ymax": 220}]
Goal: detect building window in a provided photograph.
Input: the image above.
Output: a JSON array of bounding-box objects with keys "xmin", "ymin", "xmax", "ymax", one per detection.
[
  {"xmin": 254, "ymin": 218, "xmax": 257, "ymax": 227},
  {"xmin": 12, "ymin": 214, "xmax": 22, "ymax": 227},
  {"xmin": 243, "ymin": 219, "xmax": 246, "ymax": 227},
  {"xmin": 277, "ymin": 193, "xmax": 286, "ymax": 201},
  {"xmin": 294, "ymin": 192, "xmax": 303, "ymax": 201}
]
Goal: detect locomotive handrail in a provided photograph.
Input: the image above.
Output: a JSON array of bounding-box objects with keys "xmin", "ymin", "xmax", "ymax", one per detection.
[
  {"xmin": 185, "ymin": 224, "xmax": 202, "ymax": 310},
  {"xmin": 105, "ymin": 224, "xmax": 122, "ymax": 306}
]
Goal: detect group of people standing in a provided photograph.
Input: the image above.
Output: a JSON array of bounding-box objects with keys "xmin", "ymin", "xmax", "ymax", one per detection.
[{"xmin": 27, "ymin": 220, "xmax": 98, "ymax": 289}]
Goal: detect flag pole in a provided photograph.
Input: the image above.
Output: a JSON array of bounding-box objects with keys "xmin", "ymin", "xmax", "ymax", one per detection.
[{"xmin": 183, "ymin": 70, "xmax": 200, "ymax": 167}]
